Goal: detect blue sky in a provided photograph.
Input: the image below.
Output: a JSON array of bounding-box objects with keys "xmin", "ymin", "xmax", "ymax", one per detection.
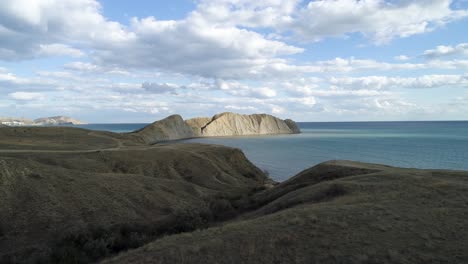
[{"xmin": 1, "ymin": 0, "xmax": 468, "ymax": 122}]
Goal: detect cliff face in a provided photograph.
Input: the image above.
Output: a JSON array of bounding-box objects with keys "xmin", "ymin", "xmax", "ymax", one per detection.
[
  {"xmin": 284, "ymin": 119, "xmax": 301, "ymax": 133},
  {"xmin": 194, "ymin": 112, "xmax": 298, "ymax": 137},
  {"xmin": 135, "ymin": 114, "xmax": 195, "ymax": 144},
  {"xmin": 186, "ymin": 117, "xmax": 212, "ymax": 137},
  {"xmin": 134, "ymin": 112, "xmax": 300, "ymax": 144}
]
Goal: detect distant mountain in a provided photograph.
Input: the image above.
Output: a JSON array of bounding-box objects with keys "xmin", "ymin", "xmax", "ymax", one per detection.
[
  {"xmin": 33, "ymin": 116, "xmax": 86, "ymax": 125},
  {"xmin": 0, "ymin": 117, "xmax": 34, "ymax": 126},
  {"xmin": 0, "ymin": 116, "xmax": 85, "ymax": 126}
]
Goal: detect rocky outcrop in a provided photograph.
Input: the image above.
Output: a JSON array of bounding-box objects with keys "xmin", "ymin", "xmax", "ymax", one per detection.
[
  {"xmin": 33, "ymin": 116, "xmax": 85, "ymax": 125},
  {"xmin": 134, "ymin": 112, "xmax": 300, "ymax": 144},
  {"xmin": 186, "ymin": 117, "xmax": 212, "ymax": 136},
  {"xmin": 284, "ymin": 119, "xmax": 301, "ymax": 133},
  {"xmin": 135, "ymin": 114, "xmax": 195, "ymax": 144},
  {"xmin": 194, "ymin": 112, "xmax": 299, "ymax": 137}
]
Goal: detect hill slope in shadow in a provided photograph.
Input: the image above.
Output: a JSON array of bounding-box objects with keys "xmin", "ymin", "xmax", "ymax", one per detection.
[{"xmin": 105, "ymin": 160, "xmax": 468, "ymax": 264}]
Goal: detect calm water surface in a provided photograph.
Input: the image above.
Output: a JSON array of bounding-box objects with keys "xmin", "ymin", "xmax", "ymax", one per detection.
[{"xmin": 77, "ymin": 121, "xmax": 468, "ymax": 181}]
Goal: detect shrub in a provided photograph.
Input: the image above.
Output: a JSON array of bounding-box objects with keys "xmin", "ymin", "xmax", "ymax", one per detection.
[
  {"xmin": 47, "ymin": 224, "xmax": 156, "ymax": 264},
  {"xmin": 170, "ymin": 203, "xmax": 212, "ymax": 233},
  {"xmin": 207, "ymin": 198, "xmax": 236, "ymax": 221}
]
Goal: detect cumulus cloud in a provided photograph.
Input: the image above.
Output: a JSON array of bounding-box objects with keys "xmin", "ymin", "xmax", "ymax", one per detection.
[
  {"xmin": 64, "ymin": 62, "xmax": 100, "ymax": 72},
  {"xmin": 1, "ymin": 0, "xmax": 467, "ymax": 79},
  {"xmin": 423, "ymin": 43, "xmax": 468, "ymax": 58},
  {"xmin": 215, "ymin": 80, "xmax": 277, "ymax": 98},
  {"xmin": 63, "ymin": 62, "xmax": 130, "ymax": 75},
  {"xmin": 141, "ymin": 82, "xmax": 179, "ymax": 94},
  {"xmin": 0, "ymin": 69, "xmax": 59, "ymax": 91},
  {"xmin": 92, "ymin": 16, "xmax": 302, "ymax": 79},
  {"xmin": 194, "ymin": 0, "xmax": 300, "ymax": 28},
  {"xmin": 394, "ymin": 55, "xmax": 410, "ymax": 61},
  {"xmin": 195, "ymin": 0, "xmax": 468, "ymax": 44},
  {"xmin": 0, "ymin": 0, "xmax": 305, "ymax": 79},
  {"xmin": 38, "ymin": 44, "xmax": 84, "ymax": 57},
  {"xmin": 0, "ymin": 0, "xmax": 130, "ymax": 60},
  {"xmin": 1, "ymin": 0, "xmax": 468, "ymax": 121},
  {"xmin": 297, "ymin": 57, "xmax": 468, "ymax": 73},
  {"xmin": 329, "ymin": 74, "xmax": 468, "ymax": 90},
  {"xmin": 9, "ymin": 91, "xmax": 44, "ymax": 100},
  {"xmin": 290, "ymin": 0, "xmax": 468, "ymax": 44}
]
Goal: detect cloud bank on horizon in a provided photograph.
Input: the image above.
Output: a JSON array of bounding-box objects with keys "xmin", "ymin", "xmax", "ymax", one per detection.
[{"xmin": 0, "ymin": 0, "xmax": 467, "ymax": 122}]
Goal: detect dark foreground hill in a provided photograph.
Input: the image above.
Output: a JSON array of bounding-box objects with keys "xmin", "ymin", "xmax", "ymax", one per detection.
[
  {"xmin": 104, "ymin": 160, "xmax": 468, "ymax": 264},
  {"xmin": 1, "ymin": 125, "xmax": 468, "ymax": 263},
  {"xmin": 0, "ymin": 127, "xmax": 267, "ymax": 263}
]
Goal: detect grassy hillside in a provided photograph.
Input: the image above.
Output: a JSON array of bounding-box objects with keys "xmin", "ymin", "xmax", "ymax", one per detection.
[
  {"xmin": 1, "ymin": 126, "xmax": 467, "ymax": 264},
  {"xmin": 104, "ymin": 160, "xmax": 468, "ymax": 264},
  {"xmin": 0, "ymin": 141, "xmax": 267, "ymax": 263},
  {"xmin": 0, "ymin": 126, "xmax": 141, "ymax": 150}
]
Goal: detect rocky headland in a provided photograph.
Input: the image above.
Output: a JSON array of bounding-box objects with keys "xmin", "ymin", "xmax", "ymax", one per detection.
[{"xmin": 134, "ymin": 112, "xmax": 301, "ymax": 144}]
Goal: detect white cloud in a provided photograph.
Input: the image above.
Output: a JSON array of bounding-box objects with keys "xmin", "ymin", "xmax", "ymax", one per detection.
[
  {"xmin": 9, "ymin": 91, "xmax": 44, "ymax": 100},
  {"xmin": 64, "ymin": 62, "xmax": 99, "ymax": 72},
  {"xmin": 0, "ymin": 0, "xmax": 131, "ymax": 60},
  {"xmin": 310, "ymin": 57, "xmax": 426, "ymax": 72},
  {"xmin": 141, "ymin": 82, "xmax": 179, "ymax": 94},
  {"xmin": 290, "ymin": 0, "xmax": 468, "ymax": 44},
  {"xmin": 195, "ymin": 0, "xmax": 468, "ymax": 44},
  {"xmin": 329, "ymin": 74, "xmax": 468, "ymax": 90},
  {"xmin": 63, "ymin": 62, "xmax": 130, "ymax": 75},
  {"xmin": 1, "ymin": 1, "xmax": 468, "ymax": 122},
  {"xmin": 214, "ymin": 80, "xmax": 277, "ymax": 98},
  {"xmin": 251, "ymin": 87, "xmax": 277, "ymax": 98},
  {"xmin": 225, "ymin": 105, "xmax": 258, "ymax": 111},
  {"xmin": 38, "ymin": 44, "xmax": 84, "ymax": 57},
  {"xmin": 394, "ymin": 55, "xmax": 410, "ymax": 61},
  {"xmin": 194, "ymin": 0, "xmax": 299, "ymax": 28},
  {"xmin": 292, "ymin": 57, "xmax": 468, "ymax": 73},
  {"xmin": 423, "ymin": 43, "xmax": 468, "ymax": 58},
  {"xmin": 271, "ymin": 105, "xmax": 286, "ymax": 114},
  {"xmin": 92, "ymin": 16, "xmax": 302, "ymax": 79},
  {"xmin": 0, "ymin": 70, "xmax": 59, "ymax": 90}
]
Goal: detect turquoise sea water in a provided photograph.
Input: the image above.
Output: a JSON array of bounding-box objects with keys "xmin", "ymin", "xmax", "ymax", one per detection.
[
  {"xmin": 76, "ymin": 122, "xmax": 468, "ymax": 181},
  {"xmin": 76, "ymin": 123, "xmax": 149, "ymax": 133}
]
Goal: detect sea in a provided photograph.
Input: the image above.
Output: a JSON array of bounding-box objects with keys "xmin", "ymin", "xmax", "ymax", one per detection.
[{"xmin": 76, "ymin": 121, "xmax": 468, "ymax": 181}]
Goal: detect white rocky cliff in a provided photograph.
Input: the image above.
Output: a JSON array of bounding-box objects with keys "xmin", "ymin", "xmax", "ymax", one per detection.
[{"xmin": 134, "ymin": 112, "xmax": 300, "ymax": 144}]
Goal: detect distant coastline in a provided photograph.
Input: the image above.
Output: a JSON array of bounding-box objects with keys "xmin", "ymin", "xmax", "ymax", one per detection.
[{"xmin": 0, "ymin": 115, "xmax": 85, "ymax": 126}]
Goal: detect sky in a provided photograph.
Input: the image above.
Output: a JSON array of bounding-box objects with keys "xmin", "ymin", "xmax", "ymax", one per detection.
[{"xmin": 1, "ymin": 0, "xmax": 468, "ymax": 123}]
